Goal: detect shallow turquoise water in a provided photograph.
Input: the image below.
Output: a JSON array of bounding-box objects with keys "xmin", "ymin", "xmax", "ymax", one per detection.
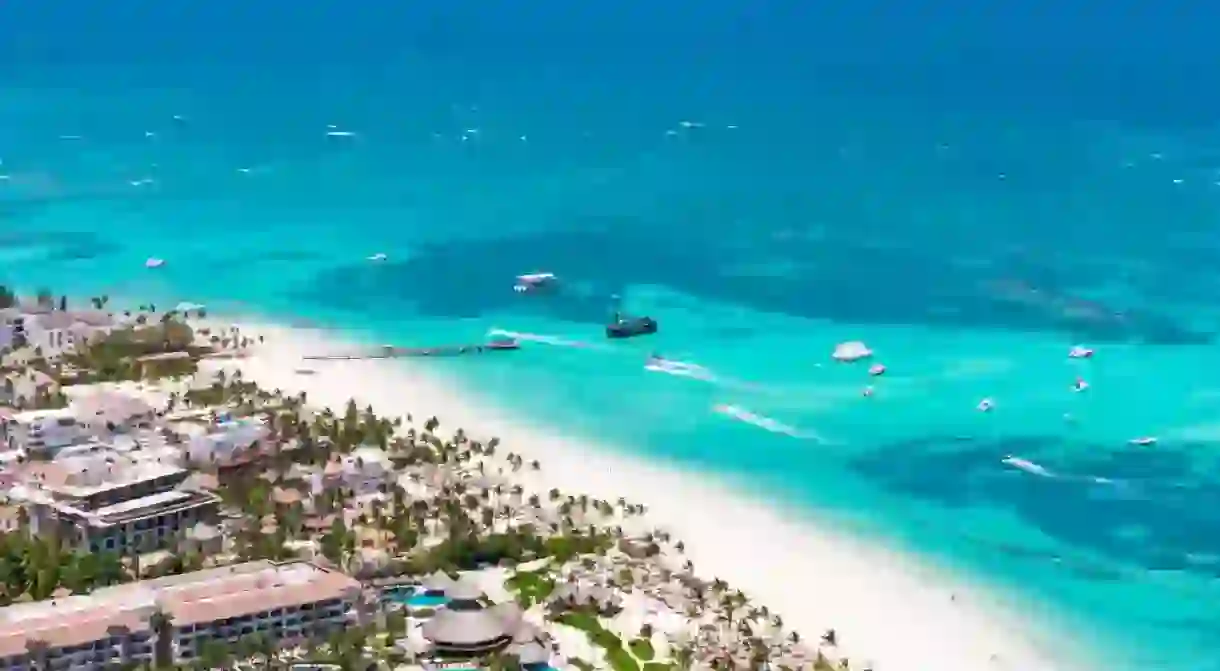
[{"xmin": 5, "ymin": 4, "xmax": 1220, "ymax": 668}]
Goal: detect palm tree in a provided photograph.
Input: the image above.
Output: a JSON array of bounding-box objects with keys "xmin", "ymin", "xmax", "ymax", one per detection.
[
  {"xmin": 487, "ymin": 651, "xmax": 524, "ymax": 671},
  {"xmin": 148, "ymin": 609, "xmax": 172, "ymax": 666},
  {"xmin": 674, "ymin": 643, "xmax": 695, "ymax": 670}
]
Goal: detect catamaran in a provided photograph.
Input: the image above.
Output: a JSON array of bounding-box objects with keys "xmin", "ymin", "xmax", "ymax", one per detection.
[{"xmin": 514, "ymin": 272, "xmax": 557, "ymax": 293}]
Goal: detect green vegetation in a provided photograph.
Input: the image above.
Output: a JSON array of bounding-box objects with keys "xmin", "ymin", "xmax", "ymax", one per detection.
[
  {"xmin": 553, "ymin": 610, "xmax": 676, "ymax": 671},
  {"xmin": 392, "ymin": 527, "xmax": 613, "ymax": 575},
  {"xmin": 629, "ymin": 638, "xmax": 656, "ymax": 661},
  {"xmin": 0, "ymin": 532, "xmax": 128, "ymax": 605},
  {"xmin": 505, "ymin": 565, "xmax": 557, "ymax": 607},
  {"xmin": 0, "ymin": 285, "xmax": 15, "ymax": 309},
  {"xmin": 65, "ymin": 317, "xmax": 202, "ymax": 383}
]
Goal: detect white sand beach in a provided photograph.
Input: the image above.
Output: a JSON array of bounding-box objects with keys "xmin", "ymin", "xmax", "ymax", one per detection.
[{"xmin": 201, "ymin": 318, "xmax": 1080, "ymax": 671}]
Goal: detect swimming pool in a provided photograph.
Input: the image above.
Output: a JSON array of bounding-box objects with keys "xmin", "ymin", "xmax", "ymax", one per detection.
[
  {"xmin": 382, "ymin": 587, "xmax": 451, "ymax": 608},
  {"xmin": 403, "ymin": 594, "xmax": 451, "ymax": 607}
]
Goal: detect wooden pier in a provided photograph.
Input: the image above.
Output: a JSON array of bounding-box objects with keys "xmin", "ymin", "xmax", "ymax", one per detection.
[{"xmin": 303, "ymin": 340, "xmax": 519, "ymax": 361}]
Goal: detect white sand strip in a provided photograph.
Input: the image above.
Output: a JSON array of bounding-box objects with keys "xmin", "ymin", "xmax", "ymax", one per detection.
[{"xmin": 200, "ymin": 319, "xmax": 1087, "ymax": 671}]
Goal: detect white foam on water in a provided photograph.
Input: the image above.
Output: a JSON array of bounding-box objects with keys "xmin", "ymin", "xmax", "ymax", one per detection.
[
  {"xmin": 643, "ymin": 355, "xmax": 773, "ymax": 394},
  {"xmin": 1003, "ymin": 456, "xmax": 1122, "ymax": 490},
  {"xmin": 713, "ymin": 403, "xmax": 829, "ymax": 442},
  {"xmin": 487, "ymin": 328, "xmax": 609, "ymax": 350},
  {"xmin": 645, "ymin": 358, "xmax": 717, "ymax": 382}
]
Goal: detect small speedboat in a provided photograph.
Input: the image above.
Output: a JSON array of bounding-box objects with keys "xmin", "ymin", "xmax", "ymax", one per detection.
[
  {"xmin": 1072, "ymin": 377, "xmax": 1089, "ymax": 393},
  {"xmin": 1068, "ymin": 345, "xmax": 1094, "ymax": 359},
  {"xmin": 145, "ymin": 257, "xmax": 165, "ymax": 269},
  {"xmin": 1129, "ymin": 436, "xmax": 1157, "ymax": 446},
  {"xmin": 977, "ymin": 397, "xmax": 995, "ymax": 412},
  {"xmin": 868, "ymin": 363, "xmax": 886, "ymax": 376},
  {"xmin": 514, "ymin": 272, "xmax": 557, "ymax": 293},
  {"xmin": 367, "ymin": 252, "xmax": 387, "ymax": 262},
  {"xmin": 486, "ymin": 337, "xmax": 520, "ymax": 350}
]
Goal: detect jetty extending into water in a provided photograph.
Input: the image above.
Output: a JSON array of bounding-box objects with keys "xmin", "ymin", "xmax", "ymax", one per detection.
[{"xmin": 303, "ymin": 339, "xmax": 520, "ymax": 361}]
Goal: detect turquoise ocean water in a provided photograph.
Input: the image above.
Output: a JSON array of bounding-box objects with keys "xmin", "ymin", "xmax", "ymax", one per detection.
[{"xmin": 4, "ymin": 3, "xmax": 1220, "ymax": 668}]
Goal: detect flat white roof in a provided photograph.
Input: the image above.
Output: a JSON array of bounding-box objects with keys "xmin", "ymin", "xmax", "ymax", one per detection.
[
  {"xmin": 25, "ymin": 455, "xmax": 186, "ymax": 498},
  {"xmin": 93, "ymin": 490, "xmax": 192, "ymax": 518},
  {"xmin": 10, "ymin": 407, "xmax": 75, "ymax": 423}
]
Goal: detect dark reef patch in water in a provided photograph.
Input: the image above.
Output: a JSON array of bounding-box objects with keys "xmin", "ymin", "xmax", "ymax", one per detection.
[
  {"xmin": 0, "ymin": 230, "xmax": 119, "ymax": 268},
  {"xmin": 296, "ymin": 215, "xmax": 1210, "ymax": 345},
  {"xmin": 851, "ymin": 435, "xmax": 1220, "ymax": 581}
]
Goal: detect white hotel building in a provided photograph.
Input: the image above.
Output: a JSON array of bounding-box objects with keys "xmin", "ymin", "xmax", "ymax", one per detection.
[
  {"xmin": 11, "ymin": 451, "xmax": 220, "ymax": 555},
  {"xmin": 3, "ymin": 390, "xmax": 156, "ymax": 458},
  {"xmin": 0, "ymin": 560, "xmax": 361, "ymax": 669}
]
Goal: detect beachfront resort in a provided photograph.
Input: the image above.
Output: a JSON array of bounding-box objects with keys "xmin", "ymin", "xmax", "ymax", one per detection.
[{"xmin": 0, "ymin": 287, "xmax": 851, "ymax": 671}]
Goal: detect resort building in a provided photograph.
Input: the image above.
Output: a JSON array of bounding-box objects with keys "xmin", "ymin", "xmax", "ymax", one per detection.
[
  {"xmin": 0, "ymin": 308, "xmax": 20, "ymax": 350},
  {"xmin": 415, "ymin": 580, "xmax": 549, "ymax": 662},
  {"xmin": 69, "ymin": 391, "xmax": 157, "ymax": 434},
  {"xmin": 4, "ymin": 391, "xmax": 156, "ymax": 456},
  {"xmin": 159, "ymin": 560, "xmax": 360, "ymax": 663},
  {"xmin": 0, "ymin": 592, "xmax": 159, "ymax": 670},
  {"xmin": 4, "ymin": 407, "xmax": 84, "ymax": 456},
  {"xmin": 335, "ymin": 446, "xmax": 393, "ymax": 494},
  {"xmin": 21, "ymin": 309, "xmax": 114, "ymax": 356},
  {"xmin": 10, "ymin": 450, "xmax": 220, "ymax": 554},
  {"xmin": 0, "ymin": 560, "xmax": 360, "ymax": 669},
  {"xmin": 183, "ymin": 416, "xmax": 270, "ymax": 465},
  {"xmin": 0, "ymin": 369, "xmax": 59, "ymax": 408}
]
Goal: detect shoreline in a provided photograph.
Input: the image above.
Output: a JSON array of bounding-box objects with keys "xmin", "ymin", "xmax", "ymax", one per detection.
[{"xmin": 201, "ymin": 316, "xmax": 1090, "ymax": 671}]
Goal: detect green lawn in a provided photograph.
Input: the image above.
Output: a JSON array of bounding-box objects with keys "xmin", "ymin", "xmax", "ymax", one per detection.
[
  {"xmin": 628, "ymin": 638, "xmax": 655, "ymax": 661},
  {"xmin": 553, "ymin": 612, "xmax": 674, "ymax": 671},
  {"xmin": 504, "ymin": 567, "xmax": 557, "ymax": 608}
]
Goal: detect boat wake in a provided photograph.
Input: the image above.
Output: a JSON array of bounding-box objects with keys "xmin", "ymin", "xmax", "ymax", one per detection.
[
  {"xmin": 1001, "ymin": 455, "xmax": 1118, "ymax": 487},
  {"xmin": 486, "ymin": 329, "xmax": 607, "ymax": 350},
  {"xmin": 1001, "ymin": 456, "xmax": 1056, "ymax": 478},
  {"xmin": 712, "ymin": 403, "xmax": 827, "ymax": 442},
  {"xmin": 645, "ymin": 357, "xmax": 768, "ymax": 394},
  {"xmin": 645, "ymin": 358, "xmax": 717, "ymax": 382}
]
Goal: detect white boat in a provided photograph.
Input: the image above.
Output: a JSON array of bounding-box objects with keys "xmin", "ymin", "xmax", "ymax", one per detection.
[
  {"xmin": 1068, "ymin": 345, "xmax": 1094, "ymax": 359},
  {"xmin": 832, "ymin": 341, "xmax": 873, "ymax": 362},
  {"xmin": 145, "ymin": 257, "xmax": 165, "ymax": 269},
  {"xmin": 1129, "ymin": 436, "xmax": 1157, "ymax": 446},
  {"xmin": 513, "ymin": 272, "xmax": 558, "ymax": 293},
  {"xmin": 367, "ymin": 252, "xmax": 387, "ymax": 262}
]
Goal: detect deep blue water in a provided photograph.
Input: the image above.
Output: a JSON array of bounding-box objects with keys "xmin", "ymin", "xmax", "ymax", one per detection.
[{"xmin": 4, "ymin": 3, "xmax": 1220, "ymax": 669}]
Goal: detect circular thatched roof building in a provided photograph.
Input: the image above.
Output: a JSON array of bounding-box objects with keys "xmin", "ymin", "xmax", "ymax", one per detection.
[
  {"xmin": 421, "ymin": 584, "xmax": 523, "ymax": 655},
  {"xmin": 445, "ymin": 578, "xmax": 485, "ymax": 602},
  {"xmin": 421, "ymin": 570, "xmax": 456, "ymax": 594}
]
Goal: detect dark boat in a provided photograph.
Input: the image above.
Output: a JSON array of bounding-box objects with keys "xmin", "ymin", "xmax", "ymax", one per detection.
[{"xmin": 606, "ymin": 315, "xmax": 658, "ymax": 339}]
